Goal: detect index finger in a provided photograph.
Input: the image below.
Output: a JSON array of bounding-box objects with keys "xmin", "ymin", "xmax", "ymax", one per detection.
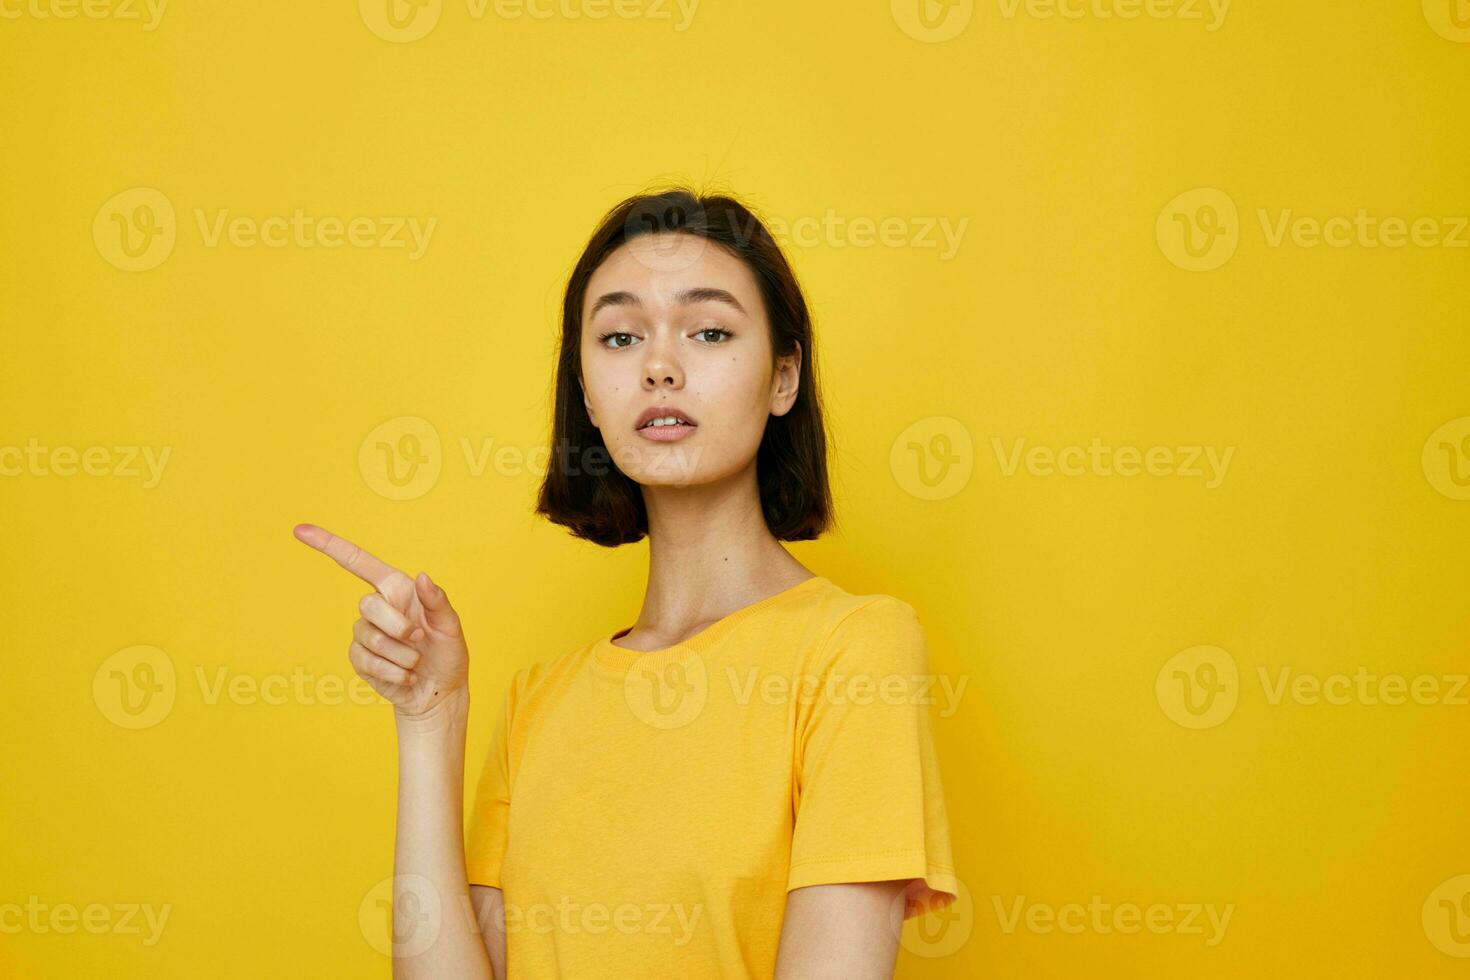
[{"xmin": 292, "ymin": 523, "xmax": 401, "ymax": 591}]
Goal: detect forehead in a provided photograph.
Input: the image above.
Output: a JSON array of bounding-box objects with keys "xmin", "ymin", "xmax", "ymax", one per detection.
[{"xmin": 584, "ymin": 233, "xmax": 763, "ymax": 316}]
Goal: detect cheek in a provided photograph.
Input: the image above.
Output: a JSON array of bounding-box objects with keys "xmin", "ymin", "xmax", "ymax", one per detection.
[
  {"xmin": 698, "ymin": 361, "xmax": 774, "ymax": 434},
  {"xmin": 706, "ymin": 353, "xmax": 767, "ymax": 400},
  {"xmin": 581, "ymin": 364, "xmax": 626, "ymax": 411}
]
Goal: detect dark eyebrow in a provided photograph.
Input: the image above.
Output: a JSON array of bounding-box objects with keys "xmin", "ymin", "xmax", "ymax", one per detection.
[
  {"xmin": 675, "ymin": 287, "xmax": 747, "ymax": 316},
  {"xmin": 588, "ymin": 287, "xmax": 747, "ymax": 320}
]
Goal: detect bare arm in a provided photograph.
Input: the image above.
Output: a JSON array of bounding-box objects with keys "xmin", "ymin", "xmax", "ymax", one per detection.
[
  {"xmin": 292, "ymin": 524, "xmax": 498, "ymax": 978},
  {"xmin": 392, "ymin": 691, "xmax": 494, "ymax": 978},
  {"xmin": 470, "ymin": 885, "xmax": 508, "ymax": 979},
  {"xmin": 774, "ymin": 880, "xmax": 909, "ymax": 980}
]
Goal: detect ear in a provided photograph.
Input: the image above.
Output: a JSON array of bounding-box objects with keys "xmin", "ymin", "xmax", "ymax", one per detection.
[{"xmin": 769, "ymin": 340, "xmax": 802, "ymax": 418}]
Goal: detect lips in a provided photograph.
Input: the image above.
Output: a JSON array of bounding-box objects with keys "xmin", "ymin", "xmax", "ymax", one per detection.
[{"xmin": 635, "ymin": 406, "xmax": 699, "ymax": 430}]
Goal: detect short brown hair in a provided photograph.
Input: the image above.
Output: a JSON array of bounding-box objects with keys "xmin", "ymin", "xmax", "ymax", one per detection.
[{"xmin": 535, "ymin": 186, "xmax": 833, "ymax": 547}]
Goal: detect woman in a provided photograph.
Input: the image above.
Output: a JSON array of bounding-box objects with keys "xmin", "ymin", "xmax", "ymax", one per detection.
[{"xmin": 293, "ymin": 187, "xmax": 957, "ymax": 978}]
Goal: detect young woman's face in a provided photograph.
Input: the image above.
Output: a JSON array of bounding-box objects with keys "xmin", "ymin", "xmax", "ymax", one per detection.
[{"xmin": 579, "ymin": 232, "xmax": 800, "ymax": 488}]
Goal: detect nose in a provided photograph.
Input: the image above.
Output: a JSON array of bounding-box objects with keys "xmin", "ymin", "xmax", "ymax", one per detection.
[
  {"xmin": 641, "ymin": 332, "xmax": 684, "ymax": 390},
  {"xmin": 644, "ymin": 368, "xmax": 680, "ymax": 388}
]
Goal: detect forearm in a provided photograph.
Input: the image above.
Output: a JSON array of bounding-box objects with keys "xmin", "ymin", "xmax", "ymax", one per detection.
[{"xmin": 392, "ymin": 688, "xmax": 493, "ymax": 979}]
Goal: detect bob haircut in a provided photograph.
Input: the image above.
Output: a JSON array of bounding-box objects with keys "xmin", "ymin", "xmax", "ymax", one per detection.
[{"xmin": 535, "ymin": 186, "xmax": 833, "ymax": 548}]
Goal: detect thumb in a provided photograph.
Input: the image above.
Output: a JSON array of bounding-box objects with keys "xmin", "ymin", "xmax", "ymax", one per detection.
[{"xmin": 415, "ymin": 571, "xmax": 461, "ymax": 636}]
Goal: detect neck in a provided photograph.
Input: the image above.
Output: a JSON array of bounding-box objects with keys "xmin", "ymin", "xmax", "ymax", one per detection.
[{"xmin": 632, "ymin": 462, "xmax": 812, "ymax": 636}]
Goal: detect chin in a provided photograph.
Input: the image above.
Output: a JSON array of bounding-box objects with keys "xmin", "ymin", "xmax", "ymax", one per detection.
[
  {"xmin": 620, "ymin": 449, "xmax": 713, "ymax": 488},
  {"xmin": 598, "ymin": 436, "xmax": 717, "ymax": 485}
]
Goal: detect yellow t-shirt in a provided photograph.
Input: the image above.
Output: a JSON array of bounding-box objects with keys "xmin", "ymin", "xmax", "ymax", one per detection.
[{"xmin": 464, "ymin": 574, "xmax": 957, "ymax": 978}]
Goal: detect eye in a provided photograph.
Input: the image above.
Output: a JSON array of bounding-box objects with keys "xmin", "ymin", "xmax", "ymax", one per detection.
[
  {"xmin": 695, "ymin": 327, "xmax": 733, "ymax": 344},
  {"xmin": 597, "ymin": 331, "xmax": 638, "ymax": 349}
]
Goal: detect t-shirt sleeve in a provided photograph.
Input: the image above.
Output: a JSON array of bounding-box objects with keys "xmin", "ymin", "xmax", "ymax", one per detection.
[
  {"xmin": 787, "ymin": 596, "xmax": 959, "ymax": 919},
  {"xmin": 464, "ymin": 675, "xmax": 517, "ymax": 889}
]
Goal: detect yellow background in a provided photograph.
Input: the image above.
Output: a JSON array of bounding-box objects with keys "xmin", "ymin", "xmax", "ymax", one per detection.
[{"xmin": 2, "ymin": 0, "xmax": 1468, "ymax": 976}]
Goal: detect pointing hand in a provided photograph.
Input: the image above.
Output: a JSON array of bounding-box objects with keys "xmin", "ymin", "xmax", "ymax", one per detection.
[{"xmin": 292, "ymin": 523, "xmax": 468, "ymax": 717}]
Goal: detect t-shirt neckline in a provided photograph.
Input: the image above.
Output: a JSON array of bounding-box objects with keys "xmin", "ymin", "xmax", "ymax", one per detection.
[{"xmin": 591, "ymin": 575, "xmax": 830, "ymax": 674}]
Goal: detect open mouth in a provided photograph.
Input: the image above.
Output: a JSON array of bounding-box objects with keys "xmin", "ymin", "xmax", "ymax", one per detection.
[{"xmin": 638, "ymin": 416, "xmax": 697, "ymax": 430}]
